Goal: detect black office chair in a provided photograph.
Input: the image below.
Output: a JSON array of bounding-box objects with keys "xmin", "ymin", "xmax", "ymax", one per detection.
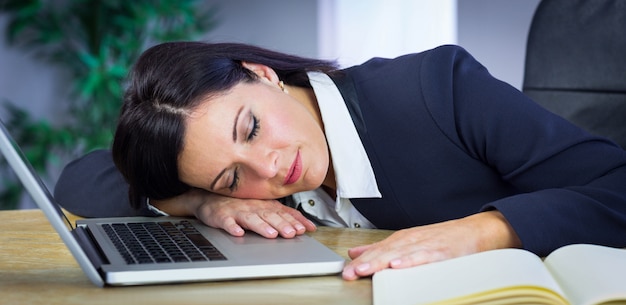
[{"xmin": 523, "ymin": 0, "xmax": 626, "ymax": 149}]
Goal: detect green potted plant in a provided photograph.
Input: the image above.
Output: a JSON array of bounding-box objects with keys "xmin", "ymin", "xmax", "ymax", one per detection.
[{"xmin": 0, "ymin": 0, "xmax": 216, "ymax": 209}]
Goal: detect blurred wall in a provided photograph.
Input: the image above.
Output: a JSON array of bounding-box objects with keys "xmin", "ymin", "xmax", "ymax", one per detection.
[
  {"xmin": 318, "ymin": 0, "xmax": 457, "ymax": 68},
  {"xmin": 458, "ymin": 0, "xmax": 541, "ymax": 89},
  {"xmin": 201, "ymin": 0, "xmax": 319, "ymax": 59},
  {"xmin": 0, "ymin": 0, "xmax": 541, "ymax": 122},
  {"xmin": 0, "ymin": 18, "xmax": 70, "ymax": 123}
]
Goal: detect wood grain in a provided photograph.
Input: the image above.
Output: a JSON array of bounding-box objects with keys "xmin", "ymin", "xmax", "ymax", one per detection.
[{"xmin": 0, "ymin": 209, "xmax": 393, "ymax": 305}]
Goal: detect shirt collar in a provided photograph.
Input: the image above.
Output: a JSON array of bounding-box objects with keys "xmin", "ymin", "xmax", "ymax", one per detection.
[{"xmin": 307, "ymin": 72, "xmax": 381, "ymax": 199}]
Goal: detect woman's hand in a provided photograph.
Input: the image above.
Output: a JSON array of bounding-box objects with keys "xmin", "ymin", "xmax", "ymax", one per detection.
[
  {"xmin": 342, "ymin": 211, "xmax": 522, "ymax": 280},
  {"xmin": 151, "ymin": 188, "xmax": 317, "ymax": 239}
]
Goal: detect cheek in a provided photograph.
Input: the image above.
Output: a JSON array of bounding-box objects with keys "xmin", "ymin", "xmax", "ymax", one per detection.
[
  {"xmin": 234, "ymin": 183, "xmax": 277, "ymax": 199},
  {"xmin": 267, "ymin": 108, "xmax": 297, "ymax": 135},
  {"xmin": 268, "ymin": 106, "xmax": 320, "ymax": 144}
]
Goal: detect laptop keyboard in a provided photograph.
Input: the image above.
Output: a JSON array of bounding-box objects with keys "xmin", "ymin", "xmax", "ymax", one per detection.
[{"xmin": 102, "ymin": 220, "xmax": 227, "ymax": 264}]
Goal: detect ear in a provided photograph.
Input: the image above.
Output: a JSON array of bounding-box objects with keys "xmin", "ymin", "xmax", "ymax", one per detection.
[{"xmin": 241, "ymin": 62, "xmax": 280, "ymax": 85}]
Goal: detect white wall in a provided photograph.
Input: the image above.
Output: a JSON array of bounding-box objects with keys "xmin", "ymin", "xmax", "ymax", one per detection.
[{"xmin": 318, "ymin": 0, "xmax": 457, "ymax": 67}]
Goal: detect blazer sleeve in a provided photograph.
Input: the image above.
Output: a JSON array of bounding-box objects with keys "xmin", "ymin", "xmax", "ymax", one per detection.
[
  {"xmin": 54, "ymin": 149, "xmax": 157, "ymax": 217},
  {"xmin": 422, "ymin": 45, "xmax": 626, "ymax": 256}
]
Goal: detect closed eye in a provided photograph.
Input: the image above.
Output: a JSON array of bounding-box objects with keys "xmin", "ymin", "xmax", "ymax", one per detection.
[
  {"xmin": 247, "ymin": 113, "xmax": 260, "ymax": 141},
  {"xmin": 228, "ymin": 113, "xmax": 259, "ymax": 192},
  {"xmin": 228, "ymin": 167, "xmax": 240, "ymax": 192}
]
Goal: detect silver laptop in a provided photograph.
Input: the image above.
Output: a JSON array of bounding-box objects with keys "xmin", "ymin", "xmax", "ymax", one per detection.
[{"xmin": 0, "ymin": 120, "xmax": 344, "ymax": 287}]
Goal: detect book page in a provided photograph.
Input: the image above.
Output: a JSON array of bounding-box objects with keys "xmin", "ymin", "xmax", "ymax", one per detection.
[
  {"xmin": 544, "ymin": 244, "xmax": 626, "ymax": 305},
  {"xmin": 373, "ymin": 248, "xmax": 568, "ymax": 305}
]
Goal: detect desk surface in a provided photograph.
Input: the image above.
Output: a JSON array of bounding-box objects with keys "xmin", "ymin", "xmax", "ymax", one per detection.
[{"xmin": 0, "ymin": 209, "xmax": 393, "ymax": 305}]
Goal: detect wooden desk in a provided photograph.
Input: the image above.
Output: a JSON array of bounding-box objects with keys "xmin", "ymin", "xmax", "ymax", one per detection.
[{"xmin": 0, "ymin": 209, "xmax": 393, "ymax": 305}]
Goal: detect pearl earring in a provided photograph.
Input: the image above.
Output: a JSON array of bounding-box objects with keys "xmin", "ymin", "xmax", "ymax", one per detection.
[{"xmin": 279, "ymin": 81, "xmax": 289, "ymax": 94}]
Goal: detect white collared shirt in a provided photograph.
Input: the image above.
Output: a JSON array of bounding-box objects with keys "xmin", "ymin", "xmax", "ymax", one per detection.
[{"xmin": 291, "ymin": 72, "xmax": 381, "ymax": 229}]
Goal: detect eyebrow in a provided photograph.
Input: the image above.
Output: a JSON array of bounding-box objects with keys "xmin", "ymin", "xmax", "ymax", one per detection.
[
  {"xmin": 233, "ymin": 106, "xmax": 244, "ymax": 142},
  {"xmin": 211, "ymin": 106, "xmax": 244, "ymax": 191}
]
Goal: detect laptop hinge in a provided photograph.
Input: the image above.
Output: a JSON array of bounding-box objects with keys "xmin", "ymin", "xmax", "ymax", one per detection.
[{"xmin": 72, "ymin": 226, "xmax": 110, "ymax": 268}]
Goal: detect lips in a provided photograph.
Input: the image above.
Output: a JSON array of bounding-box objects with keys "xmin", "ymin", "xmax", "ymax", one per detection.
[{"xmin": 284, "ymin": 150, "xmax": 302, "ymax": 185}]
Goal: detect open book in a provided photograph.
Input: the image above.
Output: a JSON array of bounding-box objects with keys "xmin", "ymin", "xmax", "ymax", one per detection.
[{"xmin": 373, "ymin": 244, "xmax": 626, "ymax": 305}]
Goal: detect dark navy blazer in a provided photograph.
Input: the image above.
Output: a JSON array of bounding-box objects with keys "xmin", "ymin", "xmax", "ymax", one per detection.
[{"xmin": 54, "ymin": 45, "xmax": 626, "ymax": 257}]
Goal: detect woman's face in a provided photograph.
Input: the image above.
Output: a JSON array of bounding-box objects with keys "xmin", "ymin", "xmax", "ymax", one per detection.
[{"xmin": 178, "ymin": 79, "xmax": 329, "ymax": 199}]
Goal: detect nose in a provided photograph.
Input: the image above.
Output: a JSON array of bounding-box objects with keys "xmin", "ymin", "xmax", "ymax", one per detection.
[{"xmin": 246, "ymin": 150, "xmax": 279, "ymax": 179}]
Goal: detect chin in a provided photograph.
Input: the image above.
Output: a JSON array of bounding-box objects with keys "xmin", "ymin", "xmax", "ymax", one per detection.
[{"xmin": 304, "ymin": 175, "xmax": 326, "ymax": 191}]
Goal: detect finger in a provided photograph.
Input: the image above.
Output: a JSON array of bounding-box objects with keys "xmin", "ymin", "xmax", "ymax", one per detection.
[
  {"xmin": 237, "ymin": 212, "xmax": 279, "ymax": 239},
  {"xmin": 260, "ymin": 211, "xmax": 298, "ymax": 238},
  {"xmin": 342, "ymin": 261, "xmax": 377, "ymax": 281},
  {"xmin": 389, "ymin": 249, "xmax": 447, "ymax": 269},
  {"xmin": 345, "ymin": 245, "xmax": 400, "ymax": 278},
  {"xmin": 274, "ymin": 210, "xmax": 317, "ymax": 236},
  {"xmin": 342, "ymin": 265, "xmax": 360, "ymax": 281},
  {"xmin": 343, "ymin": 244, "xmax": 379, "ymax": 280},
  {"xmin": 302, "ymin": 219, "xmax": 317, "ymax": 232},
  {"xmin": 349, "ymin": 258, "xmax": 387, "ymax": 279},
  {"xmin": 284, "ymin": 208, "xmax": 317, "ymax": 232},
  {"xmin": 389, "ymin": 257, "xmax": 412, "ymax": 269},
  {"xmin": 347, "ymin": 244, "xmax": 373, "ymax": 259},
  {"xmin": 220, "ymin": 216, "xmax": 246, "ymax": 237},
  {"xmin": 275, "ymin": 210, "xmax": 310, "ymax": 237},
  {"xmin": 195, "ymin": 210, "xmax": 246, "ymax": 237}
]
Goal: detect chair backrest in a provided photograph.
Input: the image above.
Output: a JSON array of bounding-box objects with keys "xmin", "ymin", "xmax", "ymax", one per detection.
[{"xmin": 523, "ymin": 0, "xmax": 626, "ymax": 149}]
